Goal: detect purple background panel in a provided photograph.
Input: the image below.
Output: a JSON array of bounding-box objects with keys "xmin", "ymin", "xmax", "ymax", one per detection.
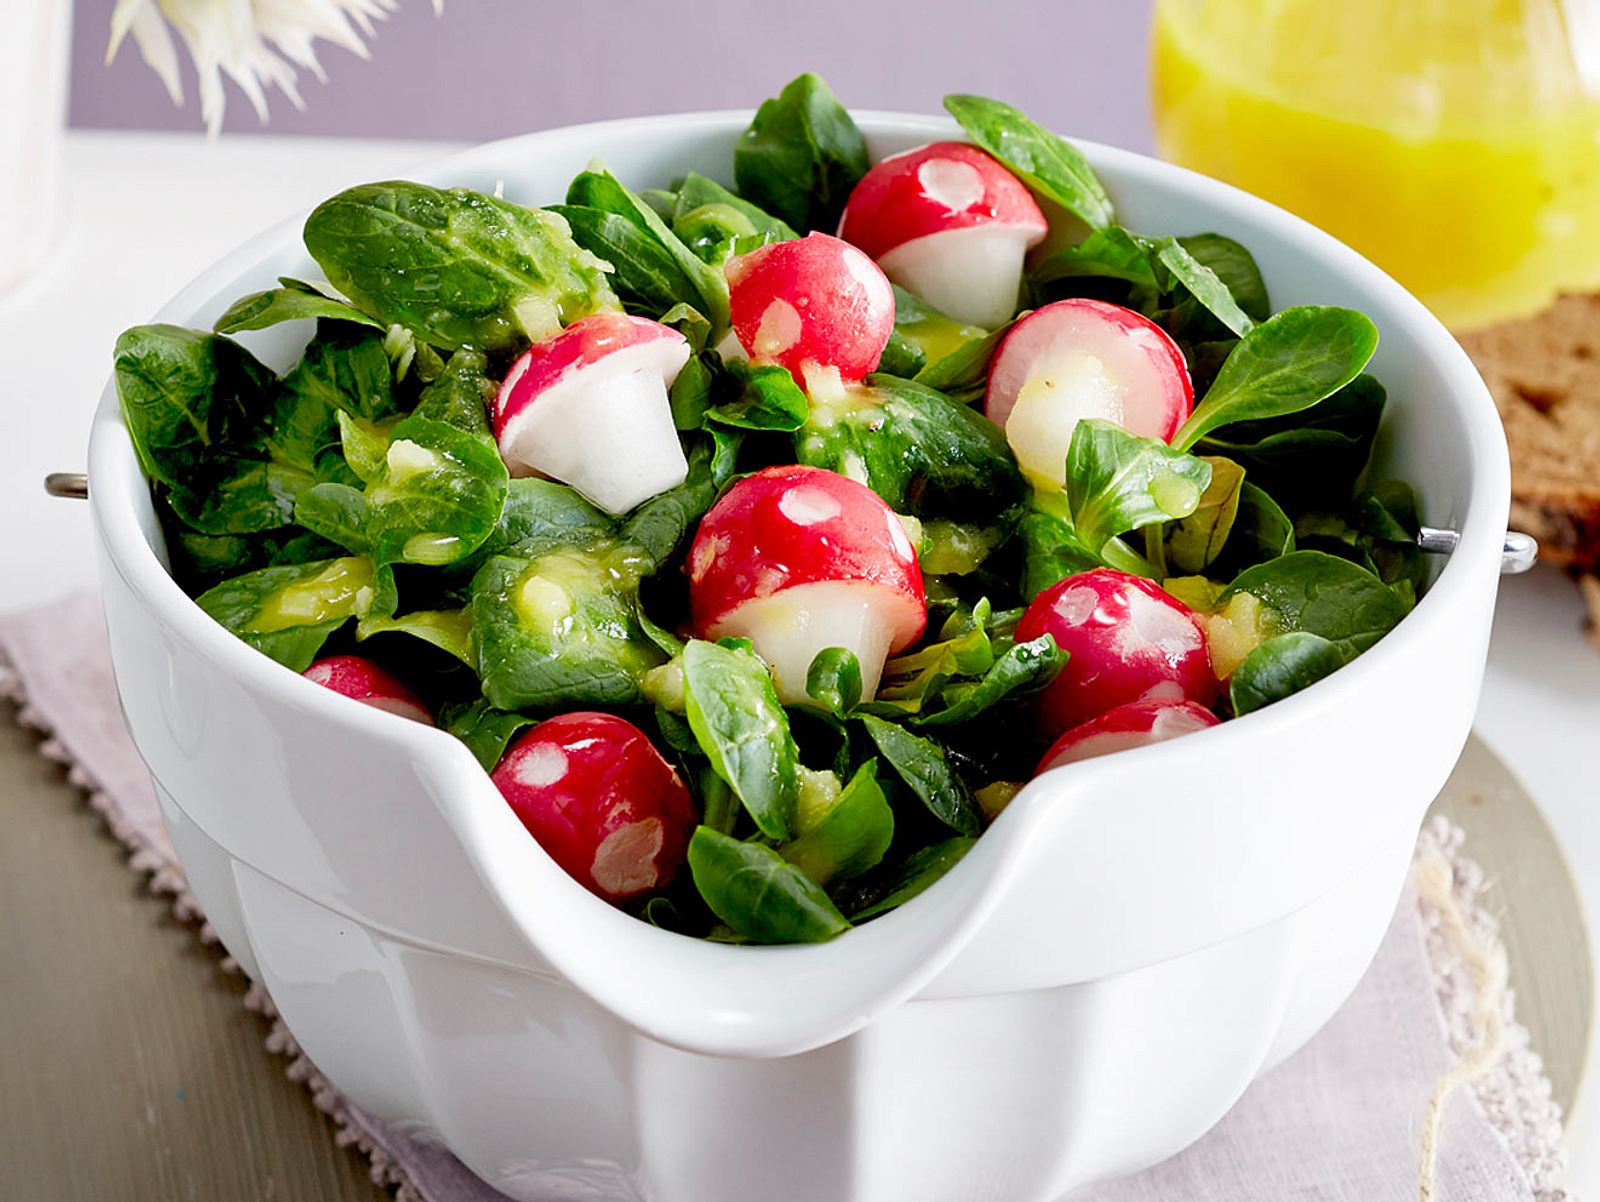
[{"xmin": 68, "ymin": 0, "xmax": 1156, "ymax": 150}]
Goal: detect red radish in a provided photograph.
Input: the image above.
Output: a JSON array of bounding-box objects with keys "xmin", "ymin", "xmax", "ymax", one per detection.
[
  {"xmin": 302, "ymin": 655, "xmax": 433, "ymax": 725},
  {"xmin": 491, "ymin": 713, "xmax": 697, "ymax": 904},
  {"xmin": 688, "ymin": 465, "xmax": 926, "ymax": 703},
  {"xmin": 1033, "ymin": 698, "xmax": 1219, "ymax": 775},
  {"xmin": 1015, "ymin": 569, "xmax": 1218, "ymax": 738},
  {"xmin": 494, "ymin": 313, "xmax": 690, "ymax": 515},
  {"xmin": 985, "ymin": 299, "xmax": 1193, "ymax": 488},
  {"xmin": 725, "ymin": 233, "xmax": 895, "ymax": 389},
  {"xmin": 839, "ymin": 141, "xmax": 1048, "ymax": 327}
]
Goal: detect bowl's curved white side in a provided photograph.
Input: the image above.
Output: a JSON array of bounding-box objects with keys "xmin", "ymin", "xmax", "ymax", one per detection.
[{"xmin": 89, "ymin": 112, "xmax": 1508, "ymax": 1202}]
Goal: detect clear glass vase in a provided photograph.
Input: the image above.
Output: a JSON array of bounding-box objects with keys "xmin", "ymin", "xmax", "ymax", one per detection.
[{"xmin": 1151, "ymin": 0, "xmax": 1600, "ymax": 331}]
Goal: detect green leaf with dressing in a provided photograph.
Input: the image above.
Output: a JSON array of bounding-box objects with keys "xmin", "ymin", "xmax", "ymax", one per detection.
[
  {"xmin": 1173, "ymin": 307, "xmax": 1379, "ymax": 451},
  {"xmin": 682, "ymin": 639, "xmax": 800, "ymax": 841},
  {"xmin": 735, "ymin": 73, "xmax": 870, "ymax": 233},
  {"xmin": 861, "ymin": 714, "xmax": 981, "ymax": 836},
  {"xmin": 943, "ymin": 93, "xmax": 1114, "ymax": 230},
  {"xmin": 687, "ymin": 828, "xmax": 849, "ymax": 944},
  {"xmin": 304, "ymin": 181, "xmax": 618, "ymax": 352}
]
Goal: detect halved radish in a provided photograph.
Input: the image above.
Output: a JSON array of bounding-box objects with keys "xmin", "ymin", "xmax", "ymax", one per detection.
[
  {"xmin": 493, "ymin": 313, "xmax": 690, "ymax": 515},
  {"xmin": 687, "ymin": 465, "xmax": 926, "ymax": 703},
  {"xmin": 491, "ymin": 713, "xmax": 697, "ymax": 904},
  {"xmin": 840, "ymin": 141, "xmax": 1048, "ymax": 327},
  {"xmin": 725, "ymin": 233, "xmax": 895, "ymax": 390},
  {"xmin": 1033, "ymin": 698, "xmax": 1219, "ymax": 775},
  {"xmin": 985, "ymin": 299, "xmax": 1193, "ymax": 488},
  {"xmin": 1015, "ymin": 568, "xmax": 1218, "ymax": 738},
  {"xmin": 302, "ymin": 655, "xmax": 433, "ymax": 724}
]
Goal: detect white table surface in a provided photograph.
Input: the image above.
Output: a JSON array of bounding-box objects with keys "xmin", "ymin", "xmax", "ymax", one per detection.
[{"xmin": 4, "ymin": 129, "xmax": 1596, "ymax": 1193}]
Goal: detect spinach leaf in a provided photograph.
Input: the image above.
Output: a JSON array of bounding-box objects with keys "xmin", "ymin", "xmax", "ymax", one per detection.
[
  {"xmin": 877, "ymin": 601, "xmax": 997, "ymax": 711},
  {"xmin": 849, "ymin": 837, "xmax": 976, "ymax": 921},
  {"xmin": 281, "ymin": 323, "xmax": 397, "ymax": 424},
  {"xmin": 295, "ymin": 482, "xmax": 371, "ymax": 552},
  {"xmin": 356, "ymin": 607, "xmax": 475, "ymax": 665},
  {"xmin": 943, "ymin": 94, "xmax": 1114, "ymax": 230},
  {"xmin": 566, "ymin": 169, "xmax": 731, "ymax": 333},
  {"xmin": 1172, "ymin": 307, "xmax": 1379, "ymax": 451},
  {"xmin": 912, "ymin": 634, "xmax": 1065, "ymax": 727},
  {"xmin": 681, "ymin": 639, "xmax": 799, "ymax": 841},
  {"xmin": 113, "ymin": 324, "xmax": 307, "ymax": 536},
  {"xmin": 1198, "ymin": 374, "xmax": 1387, "ymax": 511},
  {"xmin": 1211, "ymin": 481, "xmax": 1296, "ymax": 576},
  {"xmin": 891, "ymin": 285, "xmax": 988, "ymax": 373},
  {"xmin": 470, "ymin": 477, "xmax": 614, "ymax": 566},
  {"xmin": 877, "ymin": 329, "xmax": 928, "ymax": 379},
  {"xmin": 797, "ymin": 375, "xmax": 1025, "ymax": 523},
  {"xmin": 1152, "ymin": 237, "xmax": 1254, "ymax": 337},
  {"xmin": 668, "ymin": 173, "xmax": 797, "ymax": 265},
  {"xmin": 781, "ymin": 761, "xmax": 894, "ymax": 885},
  {"xmin": 860, "ymin": 714, "xmax": 981, "ymax": 836},
  {"xmin": 1031, "ymin": 225, "xmax": 1158, "ymax": 289},
  {"xmin": 1229, "ymin": 631, "xmax": 1345, "ymax": 715},
  {"xmin": 470, "ymin": 542, "xmax": 663, "ymax": 710},
  {"xmin": 550, "ymin": 204, "xmax": 704, "ymax": 322},
  {"xmin": 707, "ymin": 361, "xmax": 810, "ymax": 431},
  {"xmin": 1066, "ymin": 419, "xmax": 1213, "ymax": 556},
  {"xmin": 1163, "ymin": 456, "xmax": 1245, "ymax": 575},
  {"xmin": 195, "ymin": 555, "xmax": 393, "ymax": 670},
  {"xmin": 735, "ymin": 73, "xmax": 870, "ymax": 233},
  {"xmin": 912, "ymin": 320, "xmax": 1014, "ymax": 404},
  {"xmin": 806, "ymin": 647, "xmax": 863, "ymax": 718},
  {"xmin": 363, "ymin": 350, "xmax": 509, "ymax": 565},
  {"xmin": 1176, "ymin": 234, "xmax": 1270, "ymax": 323},
  {"xmin": 687, "ymin": 828, "xmax": 849, "ymax": 944},
  {"xmin": 1019, "ymin": 508, "xmax": 1104, "ymax": 598},
  {"xmin": 1219, "ymin": 550, "xmax": 1413, "ymax": 661},
  {"xmin": 440, "ymin": 699, "xmax": 536, "ymax": 772},
  {"xmin": 621, "ymin": 438, "xmax": 724, "ymax": 568},
  {"xmin": 303, "ymin": 181, "xmax": 617, "ymax": 352},
  {"xmin": 213, "ymin": 277, "xmax": 384, "ymax": 334}
]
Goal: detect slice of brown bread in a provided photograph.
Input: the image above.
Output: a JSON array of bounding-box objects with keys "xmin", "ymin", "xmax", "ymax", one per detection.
[{"xmin": 1458, "ymin": 293, "xmax": 1600, "ymax": 573}]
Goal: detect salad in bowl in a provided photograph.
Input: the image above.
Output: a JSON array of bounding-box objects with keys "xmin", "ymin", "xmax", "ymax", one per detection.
[{"xmin": 114, "ymin": 74, "xmax": 1422, "ymax": 945}]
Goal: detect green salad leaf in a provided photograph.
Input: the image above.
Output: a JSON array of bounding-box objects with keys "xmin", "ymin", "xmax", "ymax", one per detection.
[
  {"xmin": 303, "ymin": 181, "xmax": 618, "ymax": 352},
  {"xmin": 848, "ymin": 837, "xmax": 975, "ymax": 921},
  {"xmin": 797, "ymin": 374, "xmax": 1026, "ymax": 524},
  {"xmin": 470, "ymin": 541, "xmax": 663, "ymax": 710},
  {"xmin": 1173, "ymin": 306, "xmax": 1379, "ymax": 451},
  {"xmin": 195, "ymin": 555, "xmax": 394, "ymax": 670},
  {"xmin": 943, "ymin": 93, "xmax": 1114, "ymax": 230},
  {"xmin": 440, "ymin": 700, "xmax": 536, "ymax": 772},
  {"xmin": 736, "ymin": 73, "xmax": 870, "ymax": 233},
  {"xmin": 861, "ymin": 714, "xmax": 981, "ymax": 836},
  {"xmin": 682, "ymin": 639, "xmax": 800, "ymax": 841},
  {"xmin": 1229, "ymin": 631, "xmax": 1346, "ymax": 715},
  {"xmin": 1219, "ymin": 549, "xmax": 1413, "ymax": 662},
  {"xmin": 213, "ymin": 277, "xmax": 385, "ymax": 334},
  {"xmin": 687, "ymin": 828, "xmax": 849, "ymax": 944},
  {"xmin": 781, "ymin": 760, "xmax": 895, "ymax": 885}
]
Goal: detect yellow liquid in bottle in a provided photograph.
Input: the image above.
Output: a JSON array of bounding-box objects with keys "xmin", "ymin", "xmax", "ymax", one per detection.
[{"xmin": 1151, "ymin": 0, "xmax": 1600, "ymax": 330}]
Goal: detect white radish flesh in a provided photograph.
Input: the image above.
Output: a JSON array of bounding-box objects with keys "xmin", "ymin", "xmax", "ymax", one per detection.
[{"xmin": 878, "ymin": 225, "xmax": 1036, "ymax": 328}]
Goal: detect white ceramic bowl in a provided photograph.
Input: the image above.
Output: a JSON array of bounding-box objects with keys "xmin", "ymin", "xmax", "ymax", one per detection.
[{"xmin": 89, "ymin": 112, "xmax": 1509, "ymax": 1202}]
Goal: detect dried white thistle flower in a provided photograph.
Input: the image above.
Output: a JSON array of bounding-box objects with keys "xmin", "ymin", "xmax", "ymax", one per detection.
[{"xmin": 106, "ymin": 0, "xmax": 440, "ymax": 137}]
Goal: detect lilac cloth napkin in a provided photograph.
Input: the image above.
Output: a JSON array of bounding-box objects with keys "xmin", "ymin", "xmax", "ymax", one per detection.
[{"xmin": 0, "ymin": 593, "xmax": 1570, "ymax": 1202}]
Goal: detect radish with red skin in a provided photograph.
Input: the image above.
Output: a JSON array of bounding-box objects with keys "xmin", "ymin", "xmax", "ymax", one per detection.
[
  {"xmin": 301, "ymin": 655, "xmax": 433, "ymax": 725},
  {"xmin": 491, "ymin": 713, "xmax": 697, "ymax": 904},
  {"xmin": 725, "ymin": 233, "xmax": 895, "ymax": 388},
  {"xmin": 1033, "ymin": 698, "xmax": 1219, "ymax": 775},
  {"xmin": 985, "ymin": 299, "xmax": 1194, "ymax": 488},
  {"xmin": 493, "ymin": 312, "xmax": 690, "ymax": 515},
  {"xmin": 688, "ymin": 465, "xmax": 926, "ymax": 704},
  {"xmin": 839, "ymin": 141, "xmax": 1048, "ymax": 327},
  {"xmin": 1015, "ymin": 569, "xmax": 1219, "ymax": 738}
]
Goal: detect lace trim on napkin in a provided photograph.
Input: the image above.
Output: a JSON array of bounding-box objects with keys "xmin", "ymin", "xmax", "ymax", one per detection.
[{"xmin": 0, "ymin": 664, "xmax": 1571, "ymax": 1201}]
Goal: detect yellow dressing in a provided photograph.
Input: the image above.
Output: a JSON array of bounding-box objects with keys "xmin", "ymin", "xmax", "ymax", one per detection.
[
  {"xmin": 249, "ymin": 557, "xmax": 375, "ymax": 633},
  {"xmin": 1152, "ymin": 0, "xmax": 1600, "ymax": 329}
]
